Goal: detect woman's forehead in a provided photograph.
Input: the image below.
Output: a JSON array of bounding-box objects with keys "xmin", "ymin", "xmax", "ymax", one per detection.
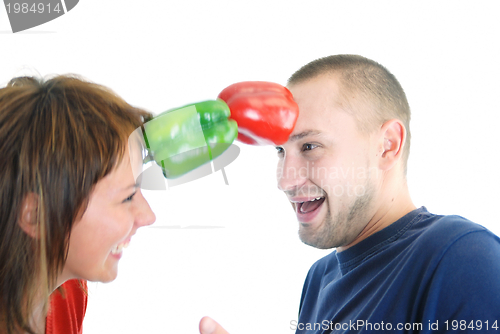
[{"xmin": 127, "ymin": 127, "xmax": 148, "ymax": 179}]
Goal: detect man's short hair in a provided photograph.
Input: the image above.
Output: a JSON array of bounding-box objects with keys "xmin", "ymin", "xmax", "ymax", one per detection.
[{"xmin": 288, "ymin": 54, "xmax": 411, "ymax": 173}]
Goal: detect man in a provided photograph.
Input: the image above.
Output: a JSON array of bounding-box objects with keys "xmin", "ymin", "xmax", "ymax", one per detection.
[{"xmin": 200, "ymin": 55, "xmax": 500, "ymax": 333}]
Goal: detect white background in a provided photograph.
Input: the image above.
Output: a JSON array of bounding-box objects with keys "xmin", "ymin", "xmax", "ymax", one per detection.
[{"xmin": 1, "ymin": 1, "xmax": 499, "ymax": 333}]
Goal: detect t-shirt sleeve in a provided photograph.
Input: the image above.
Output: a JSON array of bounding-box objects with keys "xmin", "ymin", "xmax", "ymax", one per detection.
[
  {"xmin": 46, "ymin": 279, "xmax": 88, "ymax": 334},
  {"xmin": 421, "ymin": 230, "xmax": 500, "ymax": 332}
]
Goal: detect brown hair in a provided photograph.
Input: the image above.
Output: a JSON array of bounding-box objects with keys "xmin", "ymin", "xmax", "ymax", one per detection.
[
  {"xmin": 0, "ymin": 75, "xmax": 152, "ymax": 333},
  {"xmin": 288, "ymin": 54, "xmax": 411, "ymax": 173}
]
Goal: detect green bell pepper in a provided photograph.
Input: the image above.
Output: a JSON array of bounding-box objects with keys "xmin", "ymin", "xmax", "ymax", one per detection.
[{"xmin": 143, "ymin": 99, "xmax": 238, "ymax": 178}]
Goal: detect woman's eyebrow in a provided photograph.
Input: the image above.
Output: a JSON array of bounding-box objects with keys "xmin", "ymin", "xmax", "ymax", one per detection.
[{"xmin": 121, "ymin": 182, "xmax": 140, "ymax": 192}]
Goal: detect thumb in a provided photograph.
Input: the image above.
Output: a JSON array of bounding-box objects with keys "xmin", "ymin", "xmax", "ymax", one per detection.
[{"xmin": 199, "ymin": 316, "xmax": 230, "ymax": 334}]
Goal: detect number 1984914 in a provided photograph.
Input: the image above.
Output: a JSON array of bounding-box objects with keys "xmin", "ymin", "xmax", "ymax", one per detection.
[
  {"xmin": 6, "ymin": 2, "xmax": 62, "ymax": 14},
  {"xmin": 445, "ymin": 320, "xmax": 498, "ymax": 331}
]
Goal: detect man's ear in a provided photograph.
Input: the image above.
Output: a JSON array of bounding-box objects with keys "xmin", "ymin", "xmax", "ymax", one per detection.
[
  {"xmin": 18, "ymin": 193, "xmax": 39, "ymax": 238},
  {"xmin": 378, "ymin": 119, "xmax": 406, "ymax": 171}
]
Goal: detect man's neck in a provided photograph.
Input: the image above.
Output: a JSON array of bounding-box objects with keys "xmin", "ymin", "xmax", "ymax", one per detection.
[{"xmin": 337, "ymin": 177, "xmax": 416, "ymax": 252}]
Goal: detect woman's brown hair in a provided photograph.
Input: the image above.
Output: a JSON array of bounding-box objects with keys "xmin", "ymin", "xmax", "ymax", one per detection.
[{"xmin": 0, "ymin": 75, "xmax": 152, "ymax": 333}]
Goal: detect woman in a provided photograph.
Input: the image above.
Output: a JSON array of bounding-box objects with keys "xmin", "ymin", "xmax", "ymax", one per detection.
[{"xmin": 0, "ymin": 75, "xmax": 156, "ymax": 333}]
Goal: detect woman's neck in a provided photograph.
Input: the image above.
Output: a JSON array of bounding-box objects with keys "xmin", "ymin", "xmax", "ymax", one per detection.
[{"xmin": 29, "ymin": 300, "xmax": 46, "ymax": 334}]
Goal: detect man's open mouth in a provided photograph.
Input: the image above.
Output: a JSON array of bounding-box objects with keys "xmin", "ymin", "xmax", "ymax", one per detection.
[{"xmin": 297, "ymin": 197, "xmax": 326, "ymax": 214}]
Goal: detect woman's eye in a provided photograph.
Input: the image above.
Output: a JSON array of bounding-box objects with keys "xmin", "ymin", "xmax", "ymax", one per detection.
[{"xmin": 123, "ymin": 192, "xmax": 136, "ymax": 203}]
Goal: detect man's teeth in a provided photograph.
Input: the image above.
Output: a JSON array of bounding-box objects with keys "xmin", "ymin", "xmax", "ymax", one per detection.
[
  {"xmin": 300, "ymin": 197, "xmax": 324, "ymax": 203},
  {"xmin": 111, "ymin": 241, "xmax": 130, "ymax": 255}
]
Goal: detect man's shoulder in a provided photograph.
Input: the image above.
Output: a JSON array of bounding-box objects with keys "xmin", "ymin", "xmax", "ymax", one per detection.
[
  {"xmin": 406, "ymin": 209, "xmax": 500, "ymax": 272},
  {"xmin": 304, "ymin": 208, "xmax": 499, "ymax": 279},
  {"xmin": 415, "ymin": 210, "xmax": 494, "ymax": 247}
]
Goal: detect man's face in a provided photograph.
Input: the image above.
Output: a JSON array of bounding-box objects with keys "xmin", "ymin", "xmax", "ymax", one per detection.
[{"xmin": 277, "ymin": 75, "xmax": 381, "ymax": 249}]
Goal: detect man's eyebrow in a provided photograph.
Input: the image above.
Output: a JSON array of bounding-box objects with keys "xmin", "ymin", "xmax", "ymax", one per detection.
[{"xmin": 288, "ymin": 130, "xmax": 322, "ymax": 142}]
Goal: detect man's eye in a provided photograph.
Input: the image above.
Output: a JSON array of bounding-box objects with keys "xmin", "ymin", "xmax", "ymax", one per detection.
[
  {"xmin": 276, "ymin": 146, "xmax": 284, "ymax": 156},
  {"xmin": 302, "ymin": 143, "xmax": 317, "ymax": 151}
]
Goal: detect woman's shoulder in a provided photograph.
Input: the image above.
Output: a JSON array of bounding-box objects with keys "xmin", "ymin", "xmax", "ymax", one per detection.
[{"xmin": 46, "ymin": 279, "xmax": 88, "ymax": 334}]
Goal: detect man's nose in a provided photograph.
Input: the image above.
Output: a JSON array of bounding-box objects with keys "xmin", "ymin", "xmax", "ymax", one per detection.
[{"xmin": 277, "ymin": 155, "xmax": 308, "ymax": 193}]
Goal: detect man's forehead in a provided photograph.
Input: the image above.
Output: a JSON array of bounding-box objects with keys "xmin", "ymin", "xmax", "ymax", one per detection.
[
  {"xmin": 288, "ymin": 92, "xmax": 338, "ymax": 138},
  {"xmin": 285, "ymin": 75, "xmax": 354, "ymax": 145},
  {"xmin": 288, "ymin": 73, "xmax": 340, "ymax": 96},
  {"xmin": 288, "ymin": 130, "xmax": 322, "ymax": 142},
  {"xmin": 289, "ymin": 78, "xmax": 343, "ymax": 121}
]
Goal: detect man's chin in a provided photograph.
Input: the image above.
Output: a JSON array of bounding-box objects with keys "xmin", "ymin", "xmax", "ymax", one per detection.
[{"xmin": 299, "ymin": 228, "xmax": 336, "ymax": 250}]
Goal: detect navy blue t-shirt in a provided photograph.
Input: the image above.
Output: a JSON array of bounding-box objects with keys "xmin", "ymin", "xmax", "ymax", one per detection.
[{"xmin": 296, "ymin": 207, "xmax": 500, "ymax": 333}]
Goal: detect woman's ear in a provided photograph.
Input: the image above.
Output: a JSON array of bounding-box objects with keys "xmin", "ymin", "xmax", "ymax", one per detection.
[
  {"xmin": 18, "ymin": 193, "xmax": 39, "ymax": 238},
  {"xmin": 378, "ymin": 119, "xmax": 406, "ymax": 171}
]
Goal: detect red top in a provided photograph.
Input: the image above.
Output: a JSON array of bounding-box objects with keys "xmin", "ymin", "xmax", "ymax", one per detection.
[{"xmin": 46, "ymin": 279, "xmax": 88, "ymax": 334}]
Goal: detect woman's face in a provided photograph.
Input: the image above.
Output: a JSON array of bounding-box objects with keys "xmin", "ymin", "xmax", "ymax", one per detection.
[{"xmin": 60, "ymin": 147, "xmax": 156, "ymax": 284}]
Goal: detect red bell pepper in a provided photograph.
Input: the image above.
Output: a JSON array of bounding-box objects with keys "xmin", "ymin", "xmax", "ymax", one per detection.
[{"xmin": 218, "ymin": 81, "xmax": 299, "ymax": 145}]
